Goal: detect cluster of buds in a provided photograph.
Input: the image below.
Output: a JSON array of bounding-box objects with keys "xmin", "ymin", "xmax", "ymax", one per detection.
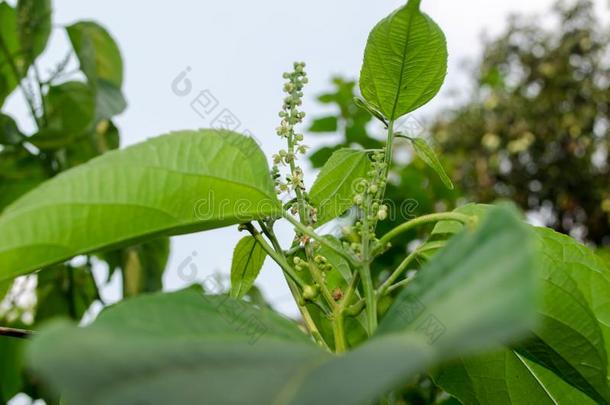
[
  {"xmin": 272, "ymin": 62, "xmax": 310, "ymax": 195},
  {"xmin": 293, "ymin": 254, "xmax": 332, "ymax": 272},
  {"xmin": 344, "ymin": 151, "xmax": 389, "ymax": 257}
]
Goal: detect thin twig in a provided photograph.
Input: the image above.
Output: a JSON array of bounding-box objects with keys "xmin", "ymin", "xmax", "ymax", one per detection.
[{"xmin": 0, "ymin": 326, "xmax": 35, "ymax": 339}]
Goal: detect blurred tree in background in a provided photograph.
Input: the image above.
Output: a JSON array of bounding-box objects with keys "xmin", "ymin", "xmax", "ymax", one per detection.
[
  {"xmin": 0, "ymin": 1, "xmax": 168, "ymax": 402},
  {"xmin": 309, "ymin": 0, "xmax": 610, "ymax": 254},
  {"xmin": 432, "ymin": 0, "xmax": 610, "ymax": 246}
]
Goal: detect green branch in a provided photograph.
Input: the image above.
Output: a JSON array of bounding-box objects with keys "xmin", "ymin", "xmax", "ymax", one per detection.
[
  {"xmin": 375, "ymin": 212, "xmax": 474, "ymax": 254},
  {"xmin": 282, "ymin": 212, "xmax": 360, "ymax": 266}
]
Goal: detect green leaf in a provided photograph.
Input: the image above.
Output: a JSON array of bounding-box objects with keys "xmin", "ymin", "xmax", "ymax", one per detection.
[
  {"xmin": 95, "ymin": 79, "xmax": 127, "ymax": 119},
  {"xmin": 407, "ymin": 137, "xmax": 453, "ymax": 189},
  {"xmin": 230, "ymin": 236, "xmax": 267, "ymax": 299},
  {"xmin": 359, "ymin": 0, "xmax": 447, "ymax": 120},
  {"xmin": 61, "ymin": 120, "xmax": 120, "ymax": 168},
  {"xmin": 308, "ymin": 116, "xmax": 338, "ymax": 133},
  {"xmin": 430, "ymin": 204, "xmax": 610, "ymax": 404},
  {"xmin": 119, "ymin": 237, "xmax": 170, "ymax": 297},
  {"xmin": 310, "ymin": 148, "xmax": 371, "ymax": 226},
  {"xmin": 35, "ymin": 264, "xmax": 98, "ymax": 323},
  {"xmin": 67, "ymin": 21, "xmax": 126, "ymax": 120},
  {"xmin": 16, "ymin": 0, "xmax": 52, "ymax": 65},
  {"xmin": 67, "ymin": 21, "xmax": 123, "ymax": 88},
  {"xmin": 308, "ymin": 145, "xmax": 342, "ymax": 169},
  {"xmin": 378, "ymin": 205, "xmax": 537, "ymax": 352},
  {"xmin": 0, "ymin": 113, "xmax": 24, "ymax": 145},
  {"xmin": 0, "ymin": 129, "xmax": 281, "ymax": 282},
  {"xmin": 436, "ymin": 350, "xmax": 597, "ymax": 405},
  {"xmin": 0, "ymin": 279, "xmax": 11, "ymax": 301},
  {"xmin": 530, "ymin": 228, "xmax": 610, "ymax": 399},
  {"xmin": 30, "ymin": 81, "xmax": 96, "ymax": 149},
  {"xmin": 0, "ymin": 337, "xmax": 26, "ymax": 402},
  {"xmin": 29, "ymin": 220, "xmax": 537, "ymax": 405},
  {"xmin": 0, "ymin": 2, "xmax": 21, "ymax": 106},
  {"xmin": 0, "ymin": 146, "xmax": 48, "ymax": 213}
]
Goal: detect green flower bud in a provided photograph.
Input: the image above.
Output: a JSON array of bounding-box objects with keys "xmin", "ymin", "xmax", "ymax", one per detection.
[{"xmin": 303, "ymin": 285, "xmax": 319, "ymax": 300}]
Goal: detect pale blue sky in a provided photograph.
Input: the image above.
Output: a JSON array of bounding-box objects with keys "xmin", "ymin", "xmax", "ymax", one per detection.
[{"xmin": 4, "ymin": 0, "xmax": 609, "ymax": 318}]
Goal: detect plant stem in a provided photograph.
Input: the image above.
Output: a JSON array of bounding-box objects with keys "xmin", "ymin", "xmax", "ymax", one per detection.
[
  {"xmin": 0, "ymin": 36, "xmax": 41, "ymax": 129},
  {"xmin": 339, "ymin": 272, "xmax": 360, "ymax": 312},
  {"xmin": 377, "ymin": 249, "xmax": 419, "ymax": 297},
  {"xmin": 33, "ymin": 62, "xmax": 48, "ymax": 126},
  {"xmin": 357, "ymin": 121, "xmax": 398, "ymax": 335},
  {"xmin": 282, "ymin": 213, "xmax": 359, "ymax": 266},
  {"xmin": 376, "ymin": 120, "xmax": 395, "ymax": 209},
  {"xmin": 286, "ymin": 278, "xmax": 330, "ymax": 351},
  {"xmin": 245, "ymin": 223, "xmax": 307, "ymax": 290},
  {"xmin": 253, "ymin": 222, "xmax": 329, "ymax": 350},
  {"xmin": 387, "ymin": 276, "xmax": 414, "ymax": 294},
  {"xmin": 360, "ymin": 261, "xmax": 377, "ymax": 333},
  {"xmin": 332, "ymin": 313, "xmax": 347, "ymax": 353},
  {"xmin": 375, "ymin": 212, "xmax": 474, "ymax": 254}
]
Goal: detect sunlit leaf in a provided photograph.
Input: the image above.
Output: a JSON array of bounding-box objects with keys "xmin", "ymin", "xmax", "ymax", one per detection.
[
  {"xmin": 0, "ymin": 129, "xmax": 281, "ymax": 282},
  {"xmin": 407, "ymin": 137, "xmax": 453, "ymax": 189},
  {"xmin": 230, "ymin": 236, "xmax": 267, "ymax": 299},
  {"xmin": 310, "ymin": 148, "xmax": 371, "ymax": 226},
  {"xmin": 359, "ymin": 0, "xmax": 447, "ymax": 120}
]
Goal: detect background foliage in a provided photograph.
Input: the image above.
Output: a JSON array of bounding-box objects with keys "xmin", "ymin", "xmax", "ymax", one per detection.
[{"xmin": 0, "ymin": 1, "xmax": 169, "ymax": 402}]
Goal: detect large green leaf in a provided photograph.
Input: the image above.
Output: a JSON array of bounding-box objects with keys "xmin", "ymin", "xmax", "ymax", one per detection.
[
  {"xmin": 359, "ymin": 0, "xmax": 447, "ymax": 120},
  {"xmin": 310, "ymin": 148, "xmax": 371, "ymax": 226},
  {"xmin": 436, "ymin": 351, "xmax": 596, "ymax": 405},
  {"xmin": 230, "ymin": 236, "xmax": 267, "ymax": 298},
  {"xmin": 28, "ymin": 206, "xmax": 538, "ymax": 404},
  {"xmin": 16, "ymin": 0, "xmax": 52, "ymax": 65},
  {"xmin": 431, "ymin": 205, "xmax": 610, "ymax": 404},
  {"xmin": 378, "ymin": 205, "xmax": 537, "ymax": 351},
  {"xmin": 0, "ymin": 129, "xmax": 281, "ymax": 282}
]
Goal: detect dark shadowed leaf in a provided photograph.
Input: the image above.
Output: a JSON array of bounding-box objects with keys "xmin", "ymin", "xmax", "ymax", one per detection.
[
  {"xmin": 0, "ymin": 3, "xmax": 21, "ymax": 106},
  {"xmin": 431, "ymin": 204, "xmax": 610, "ymax": 404},
  {"xmin": 0, "ymin": 113, "xmax": 24, "ymax": 145},
  {"xmin": 16, "ymin": 0, "xmax": 52, "ymax": 65},
  {"xmin": 28, "ymin": 206, "xmax": 537, "ymax": 404}
]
